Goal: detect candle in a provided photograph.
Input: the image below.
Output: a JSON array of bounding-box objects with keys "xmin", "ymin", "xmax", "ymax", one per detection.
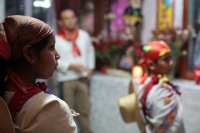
[
  {"xmin": 132, "ymin": 65, "xmax": 144, "ymax": 83},
  {"xmin": 132, "ymin": 65, "xmax": 143, "ymax": 78},
  {"xmin": 194, "ymin": 68, "xmax": 200, "ymax": 85}
]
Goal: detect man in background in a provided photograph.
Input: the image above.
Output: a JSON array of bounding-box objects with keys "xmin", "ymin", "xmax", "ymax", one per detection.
[{"xmin": 55, "ymin": 9, "xmax": 95, "ymax": 133}]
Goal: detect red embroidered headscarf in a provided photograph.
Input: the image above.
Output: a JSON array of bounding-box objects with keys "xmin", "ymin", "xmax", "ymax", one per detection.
[
  {"xmin": 138, "ymin": 41, "xmax": 171, "ymax": 84},
  {"xmin": 0, "ymin": 15, "xmax": 53, "ymax": 92},
  {"xmin": 0, "ymin": 15, "xmax": 53, "ymax": 62},
  {"xmin": 140, "ymin": 41, "xmax": 171, "ymax": 64}
]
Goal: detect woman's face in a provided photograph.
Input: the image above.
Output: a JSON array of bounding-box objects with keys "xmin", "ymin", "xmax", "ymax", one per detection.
[{"xmin": 32, "ymin": 33, "xmax": 60, "ymax": 79}]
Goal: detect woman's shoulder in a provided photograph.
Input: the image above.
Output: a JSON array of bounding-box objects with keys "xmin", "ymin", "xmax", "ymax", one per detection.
[
  {"xmin": 33, "ymin": 92, "xmax": 68, "ymax": 108},
  {"xmin": 16, "ymin": 92, "xmax": 70, "ymax": 117},
  {"xmin": 15, "ymin": 92, "xmax": 77, "ymax": 133},
  {"xmin": 33, "ymin": 92, "xmax": 73, "ymax": 117}
]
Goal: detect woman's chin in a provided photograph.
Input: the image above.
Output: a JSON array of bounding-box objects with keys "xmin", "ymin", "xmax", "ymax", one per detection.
[
  {"xmin": 40, "ymin": 73, "xmax": 54, "ymax": 80},
  {"xmin": 47, "ymin": 74, "xmax": 54, "ymax": 80}
]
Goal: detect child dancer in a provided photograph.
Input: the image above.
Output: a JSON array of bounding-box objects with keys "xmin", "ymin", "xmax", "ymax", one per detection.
[{"xmin": 137, "ymin": 41, "xmax": 185, "ymax": 133}]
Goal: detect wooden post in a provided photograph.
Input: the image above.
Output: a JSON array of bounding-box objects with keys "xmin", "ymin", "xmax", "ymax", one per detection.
[
  {"xmin": 94, "ymin": 0, "xmax": 111, "ymax": 36},
  {"xmin": 94, "ymin": 0, "xmax": 103, "ymax": 36},
  {"xmin": 177, "ymin": 0, "xmax": 195, "ymax": 79},
  {"xmin": 60, "ymin": 0, "xmax": 78, "ymax": 13}
]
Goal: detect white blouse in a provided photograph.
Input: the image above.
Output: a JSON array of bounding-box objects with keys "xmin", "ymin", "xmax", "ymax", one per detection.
[{"xmin": 4, "ymin": 91, "xmax": 78, "ymax": 133}]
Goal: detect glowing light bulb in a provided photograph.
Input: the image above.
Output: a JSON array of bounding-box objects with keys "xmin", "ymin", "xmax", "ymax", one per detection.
[{"xmin": 33, "ymin": 0, "xmax": 51, "ymax": 8}]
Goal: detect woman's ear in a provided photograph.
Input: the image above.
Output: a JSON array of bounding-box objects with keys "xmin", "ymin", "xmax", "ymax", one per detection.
[
  {"xmin": 22, "ymin": 45, "xmax": 35, "ymax": 64},
  {"xmin": 146, "ymin": 60, "xmax": 155, "ymax": 71}
]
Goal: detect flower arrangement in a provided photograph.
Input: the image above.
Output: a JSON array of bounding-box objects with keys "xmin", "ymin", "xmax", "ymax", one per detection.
[
  {"xmin": 92, "ymin": 31, "xmax": 143, "ymax": 69},
  {"xmin": 152, "ymin": 27, "xmax": 191, "ymax": 60},
  {"xmin": 92, "ymin": 31, "xmax": 130, "ymax": 68}
]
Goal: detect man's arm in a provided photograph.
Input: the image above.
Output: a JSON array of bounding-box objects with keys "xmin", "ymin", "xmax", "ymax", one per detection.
[
  {"xmin": 69, "ymin": 64, "xmax": 85, "ymax": 73},
  {"xmin": 86, "ymin": 34, "xmax": 95, "ymax": 80},
  {"xmin": 87, "ymin": 69, "xmax": 94, "ymax": 80}
]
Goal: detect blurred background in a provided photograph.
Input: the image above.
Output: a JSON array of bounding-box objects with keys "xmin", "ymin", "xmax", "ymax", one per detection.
[{"xmin": 1, "ymin": 0, "xmax": 200, "ymax": 133}]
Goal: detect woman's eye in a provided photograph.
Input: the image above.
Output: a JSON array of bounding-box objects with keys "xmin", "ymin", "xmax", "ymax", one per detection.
[{"xmin": 50, "ymin": 45, "xmax": 55, "ymax": 50}]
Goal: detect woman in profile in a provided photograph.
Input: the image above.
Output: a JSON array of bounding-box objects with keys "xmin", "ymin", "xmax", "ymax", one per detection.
[{"xmin": 0, "ymin": 15, "xmax": 77, "ymax": 133}]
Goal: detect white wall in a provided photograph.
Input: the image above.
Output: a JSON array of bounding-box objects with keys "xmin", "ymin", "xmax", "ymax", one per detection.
[
  {"xmin": 0, "ymin": 0, "xmax": 5, "ymax": 21},
  {"xmin": 174, "ymin": 0, "xmax": 184, "ymax": 28},
  {"xmin": 24, "ymin": 0, "xmax": 33, "ymax": 16},
  {"xmin": 141, "ymin": 0, "xmax": 157, "ymax": 45},
  {"xmin": 141, "ymin": 0, "xmax": 184, "ymax": 45}
]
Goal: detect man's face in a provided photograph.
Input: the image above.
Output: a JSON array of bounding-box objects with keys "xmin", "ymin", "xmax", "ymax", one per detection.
[{"xmin": 60, "ymin": 10, "xmax": 77, "ymax": 30}]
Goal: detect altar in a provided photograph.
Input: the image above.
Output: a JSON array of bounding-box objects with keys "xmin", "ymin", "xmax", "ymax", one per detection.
[
  {"xmin": 89, "ymin": 73, "xmax": 140, "ymax": 133},
  {"xmin": 89, "ymin": 73, "xmax": 200, "ymax": 133}
]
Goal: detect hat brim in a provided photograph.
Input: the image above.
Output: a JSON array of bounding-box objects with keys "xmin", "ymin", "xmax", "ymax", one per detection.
[{"xmin": 119, "ymin": 81, "xmax": 145, "ymax": 133}]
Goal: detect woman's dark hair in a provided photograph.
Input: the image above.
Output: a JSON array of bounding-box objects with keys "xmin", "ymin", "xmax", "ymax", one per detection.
[
  {"xmin": 0, "ymin": 35, "xmax": 50, "ymax": 98},
  {"xmin": 32, "ymin": 35, "xmax": 50, "ymax": 53}
]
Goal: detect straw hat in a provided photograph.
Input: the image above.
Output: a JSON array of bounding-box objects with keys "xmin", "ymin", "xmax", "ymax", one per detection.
[
  {"xmin": 0, "ymin": 97, "xmax": 15, "ymax": 133},
  {"xmin": 118, "ymin": 80, "xmax": 145, "ymax": 133}
]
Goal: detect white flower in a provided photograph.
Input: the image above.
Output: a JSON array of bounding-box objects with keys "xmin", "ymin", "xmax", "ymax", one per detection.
[
  {"xmin": 176, "ymin": 30, "xmax": 182, "ymax": 35},
  {"xmin": 158, "ymin": 34, "xmax": 164, "ymax": 39},
  {"xmin": 91, "ymin": 37, "xmax": 100, "ymax": 43},
  {"xmin": 182, "ymin": 50, "xmax": 187, "ymax": 56},
  {"xmin": 97, "ymin": 34, "xmax": 102, "ymax": 40},
  {"xmin": 192, "ymin": 29, "xmax": 197, "ymax": 37},
  {"xmin": 183, "ymin": 29, "xmax": 189, "ymax": 35},
  {"xmin": 120, "ymin": 33, "xmax": 128, "ymax": 40},
  {"xmin": 165, "ymin": 35, "xmax": 171, "ymax": 40}
]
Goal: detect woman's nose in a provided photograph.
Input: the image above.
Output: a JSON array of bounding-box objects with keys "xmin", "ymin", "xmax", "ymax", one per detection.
[{"xmin": 55, "ymin": 49, "xmax": 60, "ymax": 60}]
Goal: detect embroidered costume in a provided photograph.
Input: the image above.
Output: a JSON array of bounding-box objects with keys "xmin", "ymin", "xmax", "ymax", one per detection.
[{"xmin": 137, "ymin": 41, "xmax": 185, "ymax": 133}]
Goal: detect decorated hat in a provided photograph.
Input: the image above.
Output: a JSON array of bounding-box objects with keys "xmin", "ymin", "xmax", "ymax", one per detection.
[
  {"xmin": 0, "ymin": 97, "xmax": 15, "ymax": 133},
  {"xmin": 118, "ymin": 81, "xmax": 145, "ymax": 133},
  {"xmin": 142, "ymin": 40, "xmax": 171, "ymax": 61},
  {"xmin": 124, "ymin": 6, "xmax": 142, "ymax": 23}
]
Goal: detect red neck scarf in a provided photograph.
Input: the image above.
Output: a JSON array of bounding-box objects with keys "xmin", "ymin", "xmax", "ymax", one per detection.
[{"xmin": 58, "ymin": 28, "xmax": 81, "ymax": 57}]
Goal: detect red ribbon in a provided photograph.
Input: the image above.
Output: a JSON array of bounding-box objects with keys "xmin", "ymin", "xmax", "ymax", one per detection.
[{"xmin": 7, "ymin": 68, "xmax": 27, "ymax": 93}]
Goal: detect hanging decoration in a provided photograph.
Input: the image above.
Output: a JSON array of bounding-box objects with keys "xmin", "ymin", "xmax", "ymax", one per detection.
[
  {"xmin": 163, "ymin": 0, "xmax": 173, "ymax": 8},
  {"xmin": 157, "ymin": 0, "xmax": 174, "ymax": 30}
]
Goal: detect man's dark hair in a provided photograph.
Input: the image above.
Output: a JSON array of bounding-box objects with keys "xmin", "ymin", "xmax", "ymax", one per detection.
[{"xmin": 59, "ymin": 8, "xmax": 76, "ymax": 20}]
